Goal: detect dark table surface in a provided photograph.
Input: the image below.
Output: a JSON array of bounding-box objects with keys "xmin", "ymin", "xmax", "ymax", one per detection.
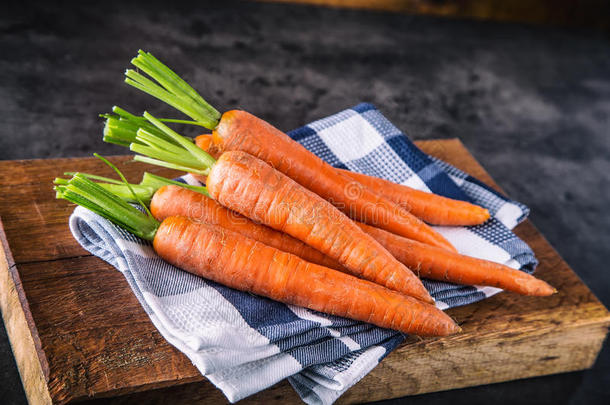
[{"xmin": 1, "ymin": 1, "xmax": 609, "ymax": 404}]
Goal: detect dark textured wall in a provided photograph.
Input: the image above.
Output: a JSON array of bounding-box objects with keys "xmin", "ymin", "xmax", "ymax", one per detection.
[{"xmin": 1, "ymin": 1, "xmax": 609, "ymax": 404}]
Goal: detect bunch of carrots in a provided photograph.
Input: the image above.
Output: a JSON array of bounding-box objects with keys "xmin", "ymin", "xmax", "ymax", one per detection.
[{"xmin": 55, "ymin": 51, "xmax": 555, "ymax": 338}]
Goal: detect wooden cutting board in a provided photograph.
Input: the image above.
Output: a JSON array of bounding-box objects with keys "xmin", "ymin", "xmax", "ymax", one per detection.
[{"xmin": 1, "ymin": 139, "xmax": 608, "ymax": 405}]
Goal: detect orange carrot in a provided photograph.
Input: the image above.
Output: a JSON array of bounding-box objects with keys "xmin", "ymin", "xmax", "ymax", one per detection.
[
  {"xmin": 55, "ymin": 175, "xmax": 459, "ymax": 336},
  {"xmin": 206, "ymin": 150, "xmax": 433, "ymax": 303},
  {"xmin": 356, "ymin": 222, "xmax": 555, "ymax": 296},
  {"xmin": 196, "ymin": 134, "xmax": 489, "ymax": 226},
  {"xmin": 151, "ymin": 185, "xmax": 344, "ymax": 271},
  {"xmin": 339, "ymin": 169, "xmax": 490, "ymax": 226},
  {"xmin": 195, "ymin": 134, "xmax": 221, "ymax": 159},
  {"xmin": 155, "ymin": 216, "xmax": 460, "ymax": 336},
  {"xmin": 150, "ymin": 180, "xmax": 552, "ymax": 296},
  {"xmin": 103, "ymin": 111, "xmax": 433, "ymax": 303},
  {"xmin": 121, "ymin": 51, "xmax": 456, "ymax": 253},
  {"xmin": 211, "ymin": 111, "xmax": 457, "ymax": 252},
  {"xmin": 190, "ymin": 134, "xmax": 216, "ymax": 183}
]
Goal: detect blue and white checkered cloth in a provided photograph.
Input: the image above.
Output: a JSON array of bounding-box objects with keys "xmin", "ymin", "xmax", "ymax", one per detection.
[{"xmin": 69, "ymin": 103, "xmax": 536, "ymax": 404}]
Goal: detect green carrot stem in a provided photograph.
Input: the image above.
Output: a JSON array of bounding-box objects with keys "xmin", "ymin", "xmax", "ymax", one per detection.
[
  {"xmin": 140, "ymin": 173, "xmax": 210, "ymax": 197},
  {"xmin": 64, "ymin": 172, "xmax": 125, "ymax": 185},
  {"xmin": 155, "ymin": 118, "xmax": 203, "ymax": 126},
  {"xmin": 131, "ymin": 155, "xmax": 210, "ymax": 176},
  {"xmin": 93, "ymin": 153, "xmax": 155, "ymax": 220},
  {"xmin": 102, "ymin": 106, "xmax": 175, "ymax": 147},
  {"xmin": 102, "ymin": 106, "xmax": 217, "ymax": 175},
  {"xmin": 123, "ymin": 112, "xmax": 216, "ymax": 175},
  {"xmin": 125, "ymin": 50, "xmax": 220, "ymax": 129},
  {"xmin": 55, "ymin": 174, "xmax": 160, "ymax": 241},
  {"xmin": 55, "ymin": 177, "xmax": 152, "ymax": 203},
  {"xmin": 97, "ymin": 183, "xmax": 155, "ymax": 204},
  {"xmin": 55, "ymin": 171, "xmax": 209, "ymax": 206},
  {"xmin": 125, "ymin": 50, "xmax": 221, "ymax": 129}
]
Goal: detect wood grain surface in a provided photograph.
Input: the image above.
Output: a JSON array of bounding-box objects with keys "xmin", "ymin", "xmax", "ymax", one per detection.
[{"xmin": 0, "ymin": 139, "xmax": 608, "ymax": 404}]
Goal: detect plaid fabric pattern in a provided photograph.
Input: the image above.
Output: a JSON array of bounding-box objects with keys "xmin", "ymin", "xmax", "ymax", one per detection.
[{"xmin": 69, "ymin": 103, "xmax": 536, "ymax": 404}]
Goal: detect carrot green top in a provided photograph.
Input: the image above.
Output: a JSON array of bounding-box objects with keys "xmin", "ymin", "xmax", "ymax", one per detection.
[
  {"xmin": 57, "ymin": 171, "xmax": 210, "ymax": 204},
  {"xmin": 125, "ymin": 50, "xmax": 221, "ymax": 130},
  {"xmin": 55, "ymin": 172, "xmax": 160, "ymax": 241},
  {"xmin": 102, "ymin": 107, "xmax": 217, "ymax": 176}
]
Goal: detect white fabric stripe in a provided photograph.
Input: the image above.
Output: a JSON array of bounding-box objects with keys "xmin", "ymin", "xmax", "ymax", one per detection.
[
  {"xmin": 289, "ymin": 306, "xmax": 333, "ymax": 327},
  {"xmin": 435, "ymin": 226, "xmax": 512, "ymax": 264},
  {"xmin": 207, "ymin": 353, "xmax": 302, "ymax": 403},
  {"xmin": 435, "ymin": 300, "xmax": 450, "ymax": 310},
  {"xmin": 141, "ymin": 286, "xmax": 274, "ymax": 374},
  {"xmin": 449, "ymin": 174, "xmax": 465, "ymax": 187},
  {"xmin": 475, "ymin": 286, "xmax": 503, "ymax": 297},
  {"xmin": 181, "ymin": 173, "xmax": 203, "ymax": 186},
  {"xmin": 401, "ymin": 174, "xmax": 430, "ymax": 191},
  {"xmin": 495, "ymin": 202, "xmax": 523, "ymax": 229},
  {"xmin": 318, "ymin": 115, "xmax": 384, "ymax": 162},
  {"xmin": 118, "ymin": 240, "xmax": 156, "ymax": 258}
]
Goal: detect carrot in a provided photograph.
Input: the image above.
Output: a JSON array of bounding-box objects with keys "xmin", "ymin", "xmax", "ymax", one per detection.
[
  {"xmin": 102, "ymin": 109, "xmax": 434, "ymax": 303},
  {"xmin": 339, "ymin": 170, "xmax": 490, "ymax": 226},
  {"xmin": 217, "ymin": 111, "xmax": 457, "ymax": 253},
  {"xmin": 191, "ymin": 134, "xmax": 217, "ymax": 183},
  {"xmin": 57, "ymin": 172, "xmax": 345, "ymax": 271},
  {"xmin": 142, "ymin": 176, "xmax": 552, "ymax": 296},
  {"xmin": 356, "ymin": 222, "xmax": 555, "ymax": 296},
  {"xmin": 208, "ymin": 150, "xmax": 433, "ymax": 303},
  {"xmin": 122, "ymin": 50, "xmax": 456, "ymax": 253},
  {"xmin": 195, "ymin": 134, "xmax": 220, "ymax": 159},
  {"xmin": 55, "ymin": 174, "xmax": 459, "ymax": 336},
  {"xmin": 195, "ymin": 134, "xmax": 490, "ymax": 226},
  {"xmin": 151, "ymin": 184, "xmax": 344, "ymax": 271},
  {"xmin": 157, "ymin": 216, "xmax": 459, "ymax": 336}
]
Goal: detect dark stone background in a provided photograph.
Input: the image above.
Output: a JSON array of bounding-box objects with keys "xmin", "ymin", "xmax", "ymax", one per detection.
[{"xmin": 1, "ymin": 0, "xmax": 609, "ymax": 404}]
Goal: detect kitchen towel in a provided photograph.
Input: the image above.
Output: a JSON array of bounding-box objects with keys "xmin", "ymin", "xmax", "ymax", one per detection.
[{"xmin": 69, "ymin": 103, "xmax": 536, "ymax": 404}]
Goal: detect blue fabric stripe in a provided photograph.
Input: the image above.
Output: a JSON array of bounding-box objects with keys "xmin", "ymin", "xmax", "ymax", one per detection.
[
  {"xmin": 289, "ymin": 125, "xmax": 317, "ymax": 142},
  {"xmin": 211, "ymin": 286, "xmax": 320, "ymax": 342},
  {"xmin": 351, "ymin": 102, "xmax": 377, "ymax": 114}
]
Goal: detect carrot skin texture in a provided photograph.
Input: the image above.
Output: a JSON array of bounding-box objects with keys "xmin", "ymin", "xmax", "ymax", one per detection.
[
  {"xmin": 150, "ymin": 185, "xmax": 344, "ymax": 271},
  {"xmin": 339, "ymin": 169, "xmax": 490, "ymax": 226},
  {"xmin": 357, "ymin": 222, "xmax": 555, "ymax": 296},
  {"xmin": 206, "ymin": 150, "xmax": 433, "ymax": 303},
  {"xmin": 196, "ymin": 134, "xmax": 489, "ymax": 226},
  {"xmin": 150, "ymin": 184, "xmax": 550, "ymax": 296},
  {"xmin": 210, "ymin": 111, "xmax": 457, "ymax": 253},
  {"xmin": 153, "ymin": 216, "xmax": 460, "ymax": 336}
]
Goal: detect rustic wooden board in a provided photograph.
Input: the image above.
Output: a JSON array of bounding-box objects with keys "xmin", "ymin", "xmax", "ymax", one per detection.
[{"xmin": 0, "ymin": 139, "xmax": 608, "ymax": 405}]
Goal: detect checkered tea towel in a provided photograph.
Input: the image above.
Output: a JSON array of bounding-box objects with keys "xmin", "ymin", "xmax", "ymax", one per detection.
[{"xmin": 69, "ymin": 103, "xmax": 536, "ymax": 404}]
